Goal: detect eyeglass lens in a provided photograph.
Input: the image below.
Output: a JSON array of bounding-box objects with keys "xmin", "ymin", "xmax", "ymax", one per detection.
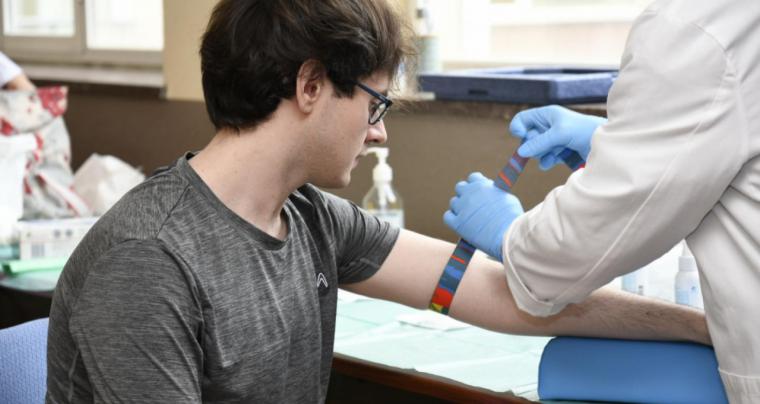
[{"xmin": 370, "ymin": 102, "xmax": 388, "ymax": 124}]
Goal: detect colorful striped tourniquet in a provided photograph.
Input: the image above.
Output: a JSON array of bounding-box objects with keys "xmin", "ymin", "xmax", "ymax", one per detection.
[{"xmin": 429, "ymin": 147, "xmax": 584, "ymax": 315}]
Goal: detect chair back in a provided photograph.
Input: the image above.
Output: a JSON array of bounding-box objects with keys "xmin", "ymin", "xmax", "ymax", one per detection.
[{"xmin": 0, "ymin": 318, "xmax": 49, "ymax": 404}]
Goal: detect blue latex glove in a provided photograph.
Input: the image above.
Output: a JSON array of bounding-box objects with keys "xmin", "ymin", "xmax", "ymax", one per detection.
[
  {"xmin": 509, "ymin": 105, "xmax": 606, "ymax": 171},
  {"xmin": 443, "ymin": 172, "xmax": 524, "ymax": 261}
]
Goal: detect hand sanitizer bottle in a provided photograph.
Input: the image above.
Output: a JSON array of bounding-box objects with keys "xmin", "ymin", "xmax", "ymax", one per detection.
[
  {"xmin": 362, "ymin": 147, "xmax": 404, "ymax": 228},
  {"xmin": 675, "ymin": 241, "xmax": 704, "ymax": 309}
]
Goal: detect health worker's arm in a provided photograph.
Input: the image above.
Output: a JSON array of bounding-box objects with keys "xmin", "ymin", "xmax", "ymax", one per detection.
[
  {"xmin": 0, "ymin": 51, "xmax": 34, "ymax": 90},
  {"xmin": 501, "ymin": 11, "xmax": 746, "ymax": 316},
  {"xmin": 344, "ymin": 229, "xmax": 710, "ymax": 345}
]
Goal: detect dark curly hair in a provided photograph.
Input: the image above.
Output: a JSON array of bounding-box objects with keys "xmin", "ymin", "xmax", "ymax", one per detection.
[{"xmin": 200, "ymin": 0, "xmax": 415, "ymax": 131}]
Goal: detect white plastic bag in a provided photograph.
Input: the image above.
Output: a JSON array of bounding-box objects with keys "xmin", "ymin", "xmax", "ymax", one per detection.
[
  {"xmin": 0, "ymin": 86, "xmax": 91, "ymax": 219},
  {"xmin": 0, "ymin": 134, "xmax": 36, "ymax": 243},
  {"xmin": 73, "ymin": 154, "xmax": 145, "ymax": 215}
]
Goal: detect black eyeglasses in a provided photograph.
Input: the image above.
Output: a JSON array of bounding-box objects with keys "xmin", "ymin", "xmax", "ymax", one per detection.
[{"xmin": 355, "ymin": 82, "xmax": 393, "ymax": 125}]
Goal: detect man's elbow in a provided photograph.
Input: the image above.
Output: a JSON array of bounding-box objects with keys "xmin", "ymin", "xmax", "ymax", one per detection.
[{"xmin": 504, "ymin": 264, "xmax": 571, "ymax": 318}]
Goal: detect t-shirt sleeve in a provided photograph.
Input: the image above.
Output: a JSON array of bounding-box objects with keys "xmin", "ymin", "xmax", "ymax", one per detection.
[
  {"xmin": 69, "ymin": 240, "xmax": 203, "ymax": 403},
  {"xmin": 318, "ymin": 190, "xmax": 400, "ymax": 284}
]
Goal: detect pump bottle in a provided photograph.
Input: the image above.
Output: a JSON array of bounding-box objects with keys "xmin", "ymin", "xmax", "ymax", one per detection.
[
  {"xmin": 362, "ymin": 148, "xmax": 404, "ymax": 228},
  {"xmin": 675, "ymin": 241, "xmax": 704, "ymax": 309}
]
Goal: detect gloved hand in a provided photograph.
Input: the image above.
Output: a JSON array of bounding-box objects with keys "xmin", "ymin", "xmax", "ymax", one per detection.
[
  {"xmin": 443, "ymin": 172, "xmax": 524, "ymax": 261},
  {"xmin": 509, "ymin": 105, "xmax": 606, "ymax": 171}
]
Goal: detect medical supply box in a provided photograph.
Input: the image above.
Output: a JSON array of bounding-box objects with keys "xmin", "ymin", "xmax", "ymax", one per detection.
[
  {"xmin": 418, "ymin": 67, "xmax": 618, "ymax": 104},
  {"xmin": 16, "ymin": 217, "xmax": 98, "ymax": 260}
]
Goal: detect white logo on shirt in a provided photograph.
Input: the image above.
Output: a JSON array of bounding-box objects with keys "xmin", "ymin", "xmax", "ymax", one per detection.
[{"xmin": 316, "ymin": 273, "xmax": 329, "ymax": 289}]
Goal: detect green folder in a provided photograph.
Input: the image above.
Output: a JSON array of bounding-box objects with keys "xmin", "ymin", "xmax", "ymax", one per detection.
[{"xmin": 2, "ymin": 257, "xmax": 67, "ymax": 275}]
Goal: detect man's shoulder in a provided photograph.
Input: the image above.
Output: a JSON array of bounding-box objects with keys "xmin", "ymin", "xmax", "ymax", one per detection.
[
  {"xmin": 96, "ymin": 166, "xmax": 193, "ymax": 239},
  {"xmin": 289, "ymin": 184, "xmax": 361, "ymax": 233},
  {"xmin": 58, "ymin": 167, "xmax": 192, "ymax": 291},
  {"xmin": 291, "ymin": 184, "xmax": 356, "ymax": 214}
]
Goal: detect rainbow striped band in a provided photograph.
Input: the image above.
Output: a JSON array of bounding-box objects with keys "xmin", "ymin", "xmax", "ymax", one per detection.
[
  {"xmin": 429, "ymin": 239, "xmax": 476, "ymax": 315},
  {"xmin": 429, "ymin": 147, "xmax": 584, "ymax": 315},
  {"xmin": 558, "ymin": 148, "xmax": 585, "ymax": 171},
  {"xmin": 494, "ymin": 154, "xmax": 529, "ymax": 191}
]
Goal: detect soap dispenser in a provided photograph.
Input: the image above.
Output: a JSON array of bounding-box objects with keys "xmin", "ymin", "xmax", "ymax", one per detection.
[{"xmin": 362, "ymin": 147, "xmax": 404, "ymax": 228}]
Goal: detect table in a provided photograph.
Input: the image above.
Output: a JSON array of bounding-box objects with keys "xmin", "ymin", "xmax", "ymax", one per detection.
[
  {"xmin": 0, "ymin": 271, "xmax": 55, "ymax": 329},
  {"xmin": 330, "ymin": 354, "xmax": 536, "ymax": 403},
  {"xmin": 331, "ymin": 293, "xmax": 550, "ymax": 403}
]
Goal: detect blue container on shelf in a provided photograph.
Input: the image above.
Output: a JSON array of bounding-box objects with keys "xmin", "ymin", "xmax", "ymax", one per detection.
[{"xmin": 417, "ymin": 66, "xmax": 618, "ymax": 104}]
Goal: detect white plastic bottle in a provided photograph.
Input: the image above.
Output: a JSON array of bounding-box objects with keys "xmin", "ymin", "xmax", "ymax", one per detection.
[
  {"xmin": 362, "ymin": 148, "xmax": 404, "ymax": 229},
  {"xmin": 621, "ymin": 267, "xmax": 648, "ymax": 296},
  {"xmin": 675, "ymin": 241, "xmax": 704, "ymax": 309},
  {"xmin": 414, "ymin": 0, "xmax": 442, "ymax": 73}
]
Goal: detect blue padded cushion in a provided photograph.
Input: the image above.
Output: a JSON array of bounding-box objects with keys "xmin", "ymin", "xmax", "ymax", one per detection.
[
  {"xmin": 0, "ymin": 318, "xmax": 49, "ymax": 404},
  {"xmin": 538, "ymin": 337, "xmax": 727, "ymax": 404}
]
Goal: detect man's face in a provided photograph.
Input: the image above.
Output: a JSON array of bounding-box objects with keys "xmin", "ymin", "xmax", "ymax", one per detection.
[{"xmin": 308, "ymin": 72, "xmax": 390, "ymax": 188}]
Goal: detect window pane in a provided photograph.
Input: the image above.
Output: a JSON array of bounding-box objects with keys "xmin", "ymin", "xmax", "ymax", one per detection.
[
  {"xmin": 532, "ymin": 0, "xmax": 648, "ymax": 5},
  {"xmin": 85, "ymin": 0, "xmax": 163, "ymax": 51},
  {"xmin": 2, "ymin": 0, "xmax": 75, "ymax": 37}
]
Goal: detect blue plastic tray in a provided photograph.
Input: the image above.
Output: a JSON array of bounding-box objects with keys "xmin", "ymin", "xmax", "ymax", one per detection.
[{"xmin": 418, "ymin": 67, "xmax": 618, "ymax": 104}]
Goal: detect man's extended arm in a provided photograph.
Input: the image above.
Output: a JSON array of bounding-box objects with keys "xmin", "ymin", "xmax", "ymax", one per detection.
[{"xmin": 346, "ymin": 229, "xmax": 710, "ymax": 345}]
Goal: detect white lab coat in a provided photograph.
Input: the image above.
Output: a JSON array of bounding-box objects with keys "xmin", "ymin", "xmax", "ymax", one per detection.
[{"xmin": 502, "ymin": 1, "xmax": 760, "ymax": 402}]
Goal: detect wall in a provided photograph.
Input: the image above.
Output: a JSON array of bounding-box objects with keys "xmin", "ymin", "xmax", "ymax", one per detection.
[
  {"xmin": 161, "ymin": 0, "xmax": 412, "ymax": 102},
  {"xmin": 162, "ymin": 0, "xmax": 217, "ymax": 101},
  {"xmin": 62, "ymin": 88, "xmax": 572, "ymax": 243},
  {"xmin": 62, "ymin": 0, "xmax": 574, "ymax": 243}
]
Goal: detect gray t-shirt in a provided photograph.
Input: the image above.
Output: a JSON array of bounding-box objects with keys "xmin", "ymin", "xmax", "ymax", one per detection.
[{"xmin": 46, "ymin": 154, "xmax": 399, "ymax": 403}]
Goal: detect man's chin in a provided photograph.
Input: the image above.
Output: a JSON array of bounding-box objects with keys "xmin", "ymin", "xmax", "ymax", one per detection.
[{"xmin": 313, "ymin": 173, "xmax": 351, "ymax": 189}]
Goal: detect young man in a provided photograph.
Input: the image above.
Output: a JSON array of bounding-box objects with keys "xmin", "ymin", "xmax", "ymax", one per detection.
[
  {"xmin": 445, "ymin": 0, "xmax": 759, "ymax": 402},
  {"xmin": 47, "ymin": 0, "xmax": 709, "ymax": 402}
]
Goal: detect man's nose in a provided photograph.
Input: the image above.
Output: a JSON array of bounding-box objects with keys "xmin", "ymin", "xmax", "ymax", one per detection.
[{"xmin": 366, "ymin": 119, "xmax": 388, "ymax": 144}]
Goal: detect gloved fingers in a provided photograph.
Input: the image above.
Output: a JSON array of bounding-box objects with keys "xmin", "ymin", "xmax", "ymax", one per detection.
[
  {"xmin": 510, "ymin": 107, "xmax": 550, "ymax": 138},
  {"xmin": 443, "ymin": 210, "xmax": 458, "ymax": 231},
  {"xmin": 505, "ymin": 192, "xmax": 524, "ymax": 210},
  {"xmin": 518, "ymin": 127, "xmax": 568, "ymax": 158},
  {"xmin": 550, "ymin": 146, "xmax": 565, "ymax": 158},
  {"xmin": 525, "ymin": 128, "xmax": 542, "ymax": 141},
  {"xmin": 454, "ymin": 180, "xmax": 468, "ymax": 196},
  {"xmin": 449, "ymin": 196, "xmax": 460, "ymax": 214},
  {"xmin": 539, "ymin": 154, "xmax": 560, "ymax": 171},
  {"xmin": 467, "ymin": 172, "xmax": 488, "ymax": 183},
  {"xmin": 509, "ymin": 112, "xmax": 531, "ymax": 138}
]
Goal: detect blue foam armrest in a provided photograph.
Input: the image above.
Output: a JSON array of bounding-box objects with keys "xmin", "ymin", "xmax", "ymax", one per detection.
[{"xmin": 538, "ymin": 337, "xmax": 727, "ymax": 404}]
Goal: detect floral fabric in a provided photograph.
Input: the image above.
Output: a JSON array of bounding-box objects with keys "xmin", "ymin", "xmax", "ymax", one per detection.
[{"xmin": 0, "ymin": 86, "xmax": 90, "ymax": 218}]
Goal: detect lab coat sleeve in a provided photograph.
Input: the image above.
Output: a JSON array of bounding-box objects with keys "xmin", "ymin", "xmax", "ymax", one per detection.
[{"xmin": 502, "ymin": 10, "xmax": 748, "ymax": 316}]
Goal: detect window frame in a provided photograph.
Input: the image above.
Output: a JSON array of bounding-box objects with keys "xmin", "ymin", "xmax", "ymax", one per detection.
[
  {"xmin": 0, "ymin": 0, "xmax": 162, "ymax": 68},
  {"xmin": 487, "ymin": 0, "xmax": 647, "ymax": 25},
  {"xmin": 434, "ymin": 0, "xmax": 648, "ymax": 68}
]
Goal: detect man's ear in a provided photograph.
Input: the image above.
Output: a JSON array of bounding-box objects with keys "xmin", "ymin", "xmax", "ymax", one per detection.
[{"xmin": 295, "ymin": 59, "xmax": 327, "ymax": 114}]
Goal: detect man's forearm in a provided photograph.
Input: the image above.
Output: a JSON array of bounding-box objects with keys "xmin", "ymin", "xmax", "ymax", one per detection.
[
  {"xmin": 449, "ymin": 253, "xmax": 710, "ymax": 345},
  {"xmin": 513, "ymin": 287, "xmax": 709, "ymax": 345},
  {"xmin": 348, "ymin": 230, "xmax": 709, "ymax": 345}
]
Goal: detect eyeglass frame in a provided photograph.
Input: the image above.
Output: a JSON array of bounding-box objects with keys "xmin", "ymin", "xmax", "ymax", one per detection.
[{"xmin": 355, "ymin": 82, "xmax": 393, "ymax": 125}]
